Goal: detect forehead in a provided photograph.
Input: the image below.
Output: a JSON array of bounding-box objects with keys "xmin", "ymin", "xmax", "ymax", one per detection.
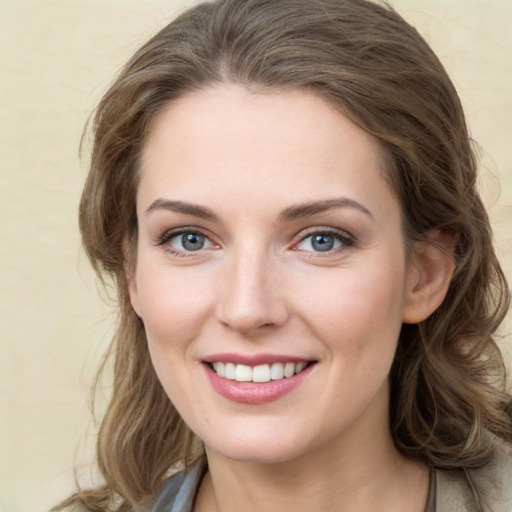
[
  {"xmin": 138, "ymin": 84, "xmax": 398, "ymax": 223},
  {"xmin": 144, "ymin": 85, "xmax": 382, "ymax": 152}
]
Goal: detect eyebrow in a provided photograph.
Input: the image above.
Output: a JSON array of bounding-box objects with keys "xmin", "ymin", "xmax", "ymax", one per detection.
[
  {"xmin": 145, "ymin": 197, "xmax": 373, "ymax": 222},
  {"xmin": 145, "ymin": 199, "xmax": 218, "ymax": 220},
  {"xmin": 278, "ymin": 198, "xmax": 373, "ymax": 222}
]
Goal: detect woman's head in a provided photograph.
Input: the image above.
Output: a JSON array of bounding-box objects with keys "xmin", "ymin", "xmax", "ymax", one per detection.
[
  {"xmin": 78, "ymin": 0, "xmax": 511, "ymax": 505},
  {"xmin": 127, "ymin": 83, "xmax": 455, "ymax": 466}
]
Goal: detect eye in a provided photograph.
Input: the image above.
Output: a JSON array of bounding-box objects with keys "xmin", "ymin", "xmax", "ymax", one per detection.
[
  {"xmin": 295, "ymin": 230, "xmax": 352, "ymax": 253},
  {"xmin": 165, "ymin": 230, "xmax": 215, "ymax": 252}
]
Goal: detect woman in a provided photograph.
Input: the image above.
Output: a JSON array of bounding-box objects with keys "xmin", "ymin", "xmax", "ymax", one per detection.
[{"xmin": 55, "ymin": 0, "xmax": 512, "ymax": 511}]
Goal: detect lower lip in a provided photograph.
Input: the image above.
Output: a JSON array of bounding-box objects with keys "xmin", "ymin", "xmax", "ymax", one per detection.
[{"xmin": 204, "ymin": 363, "xmax": 314, "ymax": 405}]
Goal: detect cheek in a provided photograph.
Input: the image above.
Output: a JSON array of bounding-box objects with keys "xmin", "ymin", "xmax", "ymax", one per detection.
[
  {"xmin": 292, "ymin": 261, "xmax": 406, "ymax": 356},
  {"xmin": 301, "ymin": 263, "xmax": 405, "ymax": 317},
  {"xmin": 134, "ymin": 263, "xmax": 214, "ymax": 348},
  {"xmin": 134, "ymin": 266, "xmax": 211, "ymax": 412}
]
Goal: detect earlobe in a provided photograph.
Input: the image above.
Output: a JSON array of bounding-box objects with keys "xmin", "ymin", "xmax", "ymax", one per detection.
[
  {"xmin": 127, "ymin": 271, "xmax": 142, "ymax": 318},
  {"xmin": 124, "ymin": 253, "xmax": 142, "ymax": 318},
  {"xmin": 402, "ymin": 230, "xmax": 457, "ymax": 324}
]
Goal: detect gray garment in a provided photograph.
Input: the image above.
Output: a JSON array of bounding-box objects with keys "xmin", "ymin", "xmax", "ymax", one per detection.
[
  {"xmin": 152, "ymin": 460, "xmax": 438, "ymax": 512},
  {"xmin": 152, "ymin": 458, "xmax": 206, "ymax": 512},
  {"xmin": 426, "ymin": 468, "xmax": 437, "ymax": 512},
  {"xmin": 435, "ymin": 443, "xmax": 512, "ymax": 512}
]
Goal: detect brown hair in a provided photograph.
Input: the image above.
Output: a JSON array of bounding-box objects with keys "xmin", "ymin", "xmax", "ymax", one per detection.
[{"xmin": 59, "ymin": 0, "xmax": 511, "ymax": 510}]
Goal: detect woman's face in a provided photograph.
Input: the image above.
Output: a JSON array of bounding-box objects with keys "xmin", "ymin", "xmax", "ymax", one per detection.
[{"xmin": 129, "ymin": 84, "xmax": 418, "ymax": 463}]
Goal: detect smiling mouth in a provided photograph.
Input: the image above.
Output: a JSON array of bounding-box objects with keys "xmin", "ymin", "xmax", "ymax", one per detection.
[{"xmin": 208, "ymin": 361, "xmax": 313, "ymax": 383}]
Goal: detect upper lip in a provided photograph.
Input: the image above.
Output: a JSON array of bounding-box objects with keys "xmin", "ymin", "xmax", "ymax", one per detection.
[{"xmin": 202, "ymin": 353, "xmax": 315, "ymax": 366}]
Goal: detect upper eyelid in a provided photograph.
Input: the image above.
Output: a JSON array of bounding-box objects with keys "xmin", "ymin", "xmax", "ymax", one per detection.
[
  {"xmin": 154, "ymin": 225, "xmax": 355, "ymax": 250},
  {"xmin": 291, "ymin": 227, "xmax": 356, "ymax": 253},
  {"xmin": 156, "ymin": 226, "xmax": 216, "ymax": 246},
  {"xmin": 295, "ymin": 226, "xmax": 354, "ymax": 241}
]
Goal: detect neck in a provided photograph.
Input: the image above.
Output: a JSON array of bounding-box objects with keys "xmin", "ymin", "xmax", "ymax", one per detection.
[{"xmin": 194, "ymin": 402, "xmax": 430, "ymax": 512}]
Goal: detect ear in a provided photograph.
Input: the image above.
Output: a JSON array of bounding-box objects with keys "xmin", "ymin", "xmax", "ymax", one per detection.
[
  {"xmin": 123, "ymin": 242, "xmax": 142, "ymax": 318},
  {"xmin": 402, "ymin": 230, "xmax": 457, "ymax": 324}
]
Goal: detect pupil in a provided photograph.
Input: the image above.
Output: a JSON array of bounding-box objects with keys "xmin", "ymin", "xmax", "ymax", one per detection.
[
  {"xmin": 182, "ymin": 233, "xmax": 204, "ymax": 251},
  {"xmin": 312, "ymin": 234, "xmax": 334, "ymax": 252}
]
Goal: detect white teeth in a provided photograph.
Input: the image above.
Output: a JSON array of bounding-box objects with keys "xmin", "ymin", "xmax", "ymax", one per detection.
[
  {"xmin": 270, "ymin": 362, "xmax": 284, "ymax": 380},
  {"xmin": 252, "ymin": 364, "xmax": 271, "ymax": 383},
  {"xmin": 215, "ymin": 362, "xmax": 225, "ymax": 377},
  {"xmin": 284, "ymin": 362, "xmax": 295, "ymax": 378},
  {"xmin": 295, "ymin": 361, "xmax": 307, "ymax": 374},
  {"xmin": 211, "ymin": 361, "xmax": 309, "ymax": 382},
  {"xmin": 225, "ymin": 362, "xmax": 236, "ymax": 380},
  {"xmin": 235, "ymin": 364, "xmax": 253, "ymax": 382}
]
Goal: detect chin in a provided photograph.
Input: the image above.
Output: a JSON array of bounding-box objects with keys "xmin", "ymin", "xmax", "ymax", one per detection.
[
  {"xmin": 200, "ymin": 425, "xmax": 317, "ymax": 465},
  {"xmin": 208, "ymin": 443, "xmax": 306, "ymax": 465}
]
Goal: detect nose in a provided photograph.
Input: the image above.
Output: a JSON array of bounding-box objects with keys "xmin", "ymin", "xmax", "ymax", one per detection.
[{"xmin": 214, "ymin": 247, "xmax": 289, "ymax": 335}]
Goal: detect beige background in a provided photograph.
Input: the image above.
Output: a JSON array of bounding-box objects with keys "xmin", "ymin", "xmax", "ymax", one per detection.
[{"xmin": 1, "ymin": 1, "xmax": 511, "ymax": 511}]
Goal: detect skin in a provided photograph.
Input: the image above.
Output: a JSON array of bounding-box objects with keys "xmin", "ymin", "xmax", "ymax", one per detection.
[{"xmin": 128, "ymin": 84, "xmax": 455, "ymax": 512}]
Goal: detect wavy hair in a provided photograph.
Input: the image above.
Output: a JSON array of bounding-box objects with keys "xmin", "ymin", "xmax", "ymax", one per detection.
[{"xmin": 57, "ymin": 0, "xmax": 511, "ymax": 510}]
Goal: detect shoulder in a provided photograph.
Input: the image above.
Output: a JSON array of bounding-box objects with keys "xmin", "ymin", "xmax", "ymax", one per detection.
[
  {"xmin": 436, "ymin": 443, "xmax": 512, "ymax": 512},
  {"xmin": 51, "ymin": 505, "xmax": 94, "ymax": 512},
  {"xmin": 152, "ymin": 458, "xmax": 207, "ymax": 512},
  {"xmin": 50, "ymin": 459, "xmax": 206, "ymax": 512},
  {"xmin": 485, "ymin": 443, "xmax": 512, "ymax": 511}
]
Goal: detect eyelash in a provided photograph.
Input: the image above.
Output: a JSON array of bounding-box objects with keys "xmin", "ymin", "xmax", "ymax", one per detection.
[
  {"xmin": 155, "ymin": 226, "xmax": 356, "ymax": 257},
  {"xmin": 294, "ymin": 227, "xmax": 355, "ymax": 255},
  {"xmin": 156, "ymin": 227, "xmax": 217, "ymax": 258}
]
